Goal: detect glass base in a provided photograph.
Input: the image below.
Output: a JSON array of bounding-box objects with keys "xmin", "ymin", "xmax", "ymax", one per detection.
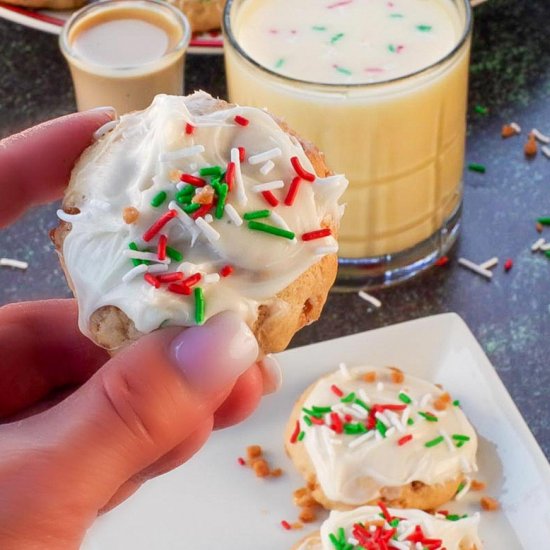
[{"xmin": 336, "ymin": 202, "xmax": 462, "ymax": 291}]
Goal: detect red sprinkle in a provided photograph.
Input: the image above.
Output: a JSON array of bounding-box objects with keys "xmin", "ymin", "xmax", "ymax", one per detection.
[
  {"xmin": 262, "ymin": 190, "xmax": 279, "ymax": 207},
  {"xmin": 144, "ymin": 273, "xmax": 160, "ymax": 288},
  {"xmin": 330, "ymin": 412, "xmax": 343, "ymax": 434},
  {"xmin": 344, "ymin": 414, "xmax": 353, "ymax": 423},
  {"xmin": 281, "ymin": 520, "xmax": 292, "ymax": 531},
  {"xmin": 398, "ymin": 434, "xmax": 413, "ymax": 446},
  {"xmin": 284, "ymin": 176, "xmax": 302, "ymax": 206},
  {"xmin": 234, "ymin": 115, "xmax": 250, "ymax": 127},
  {"xmin": 237, "ymin": 457, "xmax": 246, "ymax": 466},
  {"xmin": 157, "ymin": 234, "xmax": 167, "ymax": 261},
  {"xmin": 310, "ymin": 415, "xmax": 324, "ymax": 425},
  {"xmin": 143, "ymin": 210, "xmax": 177, "ymax": 242},
  {"xmin": 377, "ymin": 501, "xmax": 393, "ymax": 523},
  {"xmin": 168, "ymin": 283, "xmax": 191, "ymax": 295},
  {"xmin": 238, "ymin": 146, "xmax": 246, "ymax": 162},
  {"xmin": 220, "ymin": 265, "xmax": 234, "ymax": 277},
  {"xmin": 302, "ymin": 228, "xmax": 332, "ymax": 241},
  {"xmin": 180, "ymin": 174, "xmax": 207, "ymax": 187},
  {"xmin": 291, "ymin": 156, "xmax": 316, "ymax": 182},
  {"xmin": 331, "ymin": 384, "xmax": 344, "ymax": 397},
  {"xmin": 290, "ymin": 420, "xmax": 300, "ymax": 444},
  {"xmin": 224, "ymin": 162, "xmax": 236, "ymax": 191},
  {"xmin": 185, "ymin": 123, "xmax": 195, "ymax": 135},
  {"xmin": 504, "ymin": 259, "xmax": 513, "ymax": 272},
  {"xmin": 157, "ymin": 272, "xmax": 184, "ymax": 283},
  {"xmin": 435, "ymin": 256, "xmax": 450, "ymax": 267},
  {"xmin": 182, "ymin": 273, "xmax": 202, "ymax": 287},
  {"xmin": 192, "ymin": 203, "xmax": 214, "ymax": 220}
]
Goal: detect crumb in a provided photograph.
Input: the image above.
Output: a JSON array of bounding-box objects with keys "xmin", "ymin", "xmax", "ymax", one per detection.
[
  {"xmin": 169, "ymin": 169, "xmax": 182, "ymax": 181},
  {"xmin": 252, "ymin": 458, "xmax": 270, "ymax": 478},
  {"xmin": 192, "ymin": 185, "xmax": 215, "ymax": 204},
  {"xmin": 480, "ymin": 496, "xmax": 500, "ymax": 511},
  {"xmin": 388, "ymin": 367, "xmax": 404, "ymax": 384},
  {"xmin": 501, "ymin": 124, "xmax": 518, "ymax": 138},
  {"xmin": 471, "ymin": 480, "xmax": 486, "ymax": 491},
  {"xmin": 291, "ymin": 522, "xmax": 303, "ymax": 530},
  {"xmin": 435, "ymin": 383, "xmax": 444, "ymax": 390},
  {"xmin": 536, "ymin": 222, "xmax": 544, "ymax": 233},
  {"xmin": 122, "ymin": 206, "xmax": 139, "ymax": 224},
  {"xmin": 434, "ymin": 392, "xmax": 451, "ymax": 411},
  {"xmin": 363, "ymin": 371, "xmax": 377, "ymax": 383},
  {"xmin": 270, "ymin": 468, "xmax": 283, "ymax": 478},
  {"xmin": 247, "ymin": 445, "xmax": 263, "ymax": 460},
  {"xmin": 525, "ymin": 134, "xmax": 538, "ymax": 157},
  {"xmin": 299, "ymin": 506, "xmax": 317, "ymax": 523}
]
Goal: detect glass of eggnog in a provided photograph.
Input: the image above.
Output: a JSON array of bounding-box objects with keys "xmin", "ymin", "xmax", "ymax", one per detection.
[
  {"xmin": 60, "ymin": 0, "xmax": 191, "ymax": 115},
  {"xmin": 223, "ymin": 0, "xmax": 472, "ymax": 288}
]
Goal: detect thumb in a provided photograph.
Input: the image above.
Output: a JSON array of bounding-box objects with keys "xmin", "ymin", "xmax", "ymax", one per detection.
[{"xmin": 1, "ymin": 312, "xmax": 258, "ymax": 536}]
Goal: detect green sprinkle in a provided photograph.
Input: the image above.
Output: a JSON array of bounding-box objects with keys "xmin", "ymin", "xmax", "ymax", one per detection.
[
  {"xmin": 128, "ymin": 241, "xmax": 142, "ymax": 267},
  {"xmin": 312, "ymin": 405, "xmax": 333, "ymax": 413},
  {"xmin": 344, "ymin": 423, "xmax": 367, "ymax": 435},
  {"xmin": 166, "ymin": 246, "xmax": 183, "ymax": 262},
  {"xmin": 341, "ymin": 392, "xmax": 356, "ymax": 403},
  {"xmin": 446, "ymin": 514, "xmax": 468, "ymax": 522},
  {"xmin": 425, "ymin": 435, "xmax": 444, "ymax": 448},
  {"xmin": 329, "ymin": 533, "xmax": 339, "ymax": 547},
  {"xmin": 199, "ymin": 166, "xmax": 222, "ymax": 177},
  {"xmin": 215, "ymin": 183, "xmax": 228, "ymax": 219},
  {"xmin": 389, "ymin": 518, "xmax": 401, "ymax": 527},
  {"xmin": 407, "ymin": 418, "xmax": 415, "ymax": 426},
  {"xmin": 312, "ymin": 25, "xmax": 327, "ymax": 31},
  {"xmin": 297, "ymin": 431, "xmax": 305, "ymax": 441},
  {"xmin": 303, "ymin": 416, "xmax": 313, "ymax": 427},
  {"xmin": 354, "ymin": 398, "xmax": 370, "ymax": 411},
  {"xmin": 416, "ymin": 24, "xmax": 432, "ymax": 32},
  {"xmin": 275, "ymin": 58, "xmax": 285, "ymax": 69},
  {"xmin": 453, "ymin": 399, "xmax": 461, "ymax": 407},
  {"xmin": 452, "ymin": 434, "xmax": 471, "ymax": 441},
  {"xmin": 176, "ymin": 186, "xmax": 195, "ymax": 205},
  {"xmin": 330, "ymin": 32, "xmax": 345, "ymax": 44},
  {"xmin": 468, "ymin": 163, "xmax": 486, "ymax": 173},
  {"xmin": 475, "ymin": 104, "xmax": 489, "ymax": 115},
  {"xmin": 194, "ymin": 287, "xmax": 205, "ymax": 325},
  {"xmin": 334, "ymin": 65, "xmax": 352, "ymax": 76},
  {"xmin": 243, "ymin": 209, "xmax": 271, "ymax": 221},
  {"xmin": 183, "ymin": 203, "xmax": 201, "ymax": 214},
  {"xmin": 376, "ymin": 420, "xmax": 387, "ymax": 438},
  {"xmin": 545, "ymin": 250, "xmax": 550, "ymax": 259},
  {"xmin": 537, "ymin": 216, "xmax": 550, "ymax": 225},
  {"xmin": 456, "ymin": 441, "xmax": 465, "ymax": 448},
  {"xmin": 388, "ymin": 44, "xmax": 398, "ymax": 53},
  {"xmin": 389, "ymin": 13, "xmax": 404, "ymax": 18},
  {"xmin": 302, "ymin": 407, "xmax": 323, "ymax": 419},
  {"xmin": 398, "ymin": 392, "xmax": 412, "ymax": 404},
  {"xmin": 418, "ymin": 411, "xmax": 438, "ymax": 422},
  {"xmin": 151, "ymin": 191, "xmax": 167, "ymax": 207},
  {"xmin": 248, "ymin": 221, "xmax": 295, "ymax": 240},
  {"xmin": 456, "ymin": 481, "xmax": 466, "ymax": 494}
]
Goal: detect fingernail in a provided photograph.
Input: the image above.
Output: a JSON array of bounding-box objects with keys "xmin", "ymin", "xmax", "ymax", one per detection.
[
  {"xmin": 171, "ymin": 311, "xmax": 259, "ymax": 392},
  {"xmin": 88, "ymin": 106, "xmax": 118, "ymax": 119},
  {"xmin": 259, "ymin": 354, "xmax": 282, "ymax": 395}
]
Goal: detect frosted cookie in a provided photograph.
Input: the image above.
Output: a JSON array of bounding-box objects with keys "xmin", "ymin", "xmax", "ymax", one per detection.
[
  {"xmin": 52, "ymin": 92, "xmax": 347, "ymax": 352},
  {"xmin": 2, "ymin": 0, "xmax": 84, "ymax": 8},
  {"xmin": 167, "ymin": 0, "xmax": 224, "ymax": 32},
  {"xmin": 293, "ymin": 504, "xmax": 482, "ymax": 550},
  {"xmin": 286, "ymin": 366, "xmax": 477, "ymax": 510}
]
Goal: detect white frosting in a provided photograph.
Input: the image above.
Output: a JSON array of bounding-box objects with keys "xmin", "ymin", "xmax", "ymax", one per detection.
[
  {"xmin": 60, "ymin": 92, "xmax": 347, "ymax": 339},
  {"xmin": 299, "ymin": 366, "xmax": 477, "ymax": 505},
  {"xmin": 297, "ymin": 505, "xmax": 482, "ymax": 550}
]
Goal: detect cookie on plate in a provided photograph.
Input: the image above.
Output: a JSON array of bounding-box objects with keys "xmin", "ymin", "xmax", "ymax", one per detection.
[
  {"xmin": 2, "ymin": 0, "xmax": 84, "ymax": 9},
  {"xmin": 167, "ymin": 0, "xmax": 224, "ymax": 32},
  {"xmin": 286, "ymin": 365, "xmax": 478, "ymax": 511},
  {"xmin": 52, "ymin": 91, "xmax": 347, "ymax": 353},
  {"xmin": 293, "ymin": 503, "xmax": 482, "ymax": 549}
]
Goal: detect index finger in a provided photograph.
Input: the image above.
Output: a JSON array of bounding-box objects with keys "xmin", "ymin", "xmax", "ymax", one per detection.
[{"xmin": 0, "ymin": 108, "xmax": 116, "ymax": 228}]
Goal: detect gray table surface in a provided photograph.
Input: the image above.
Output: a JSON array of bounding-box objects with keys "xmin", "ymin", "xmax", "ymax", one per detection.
[{"xmin": 1, "ymin": 0, "xmax": 549, "ymax": 460}]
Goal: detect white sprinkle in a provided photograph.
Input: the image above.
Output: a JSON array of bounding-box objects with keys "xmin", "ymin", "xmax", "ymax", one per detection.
[
  {"xmin": 122, "ymin": 263, "xmax": 147, "ymax": 283},
  {"xmin": 358, "ymin": 290, "xmax": 382, "ymax": 308},
  {"xmin": 349, "ymin": 430, "xmax": 375, "ymax": 449},
  {"xmin": 455, "ymin": 477, "xmax": 472, "ymax": 501},
  {"xmin": 204, "ymin": 273, "xmax": 220, "ymax": 284},
  {"xmin": 375, "ymin": 411, "xmax": 391, "ymax": 427},
  {"xmin": 376, "ymin": 381, "xmax": 384, "ymax": 392},
  {"xmin": 248, "ymin": 147, "xmax": 282, "ymax": 165},
  {"xmin": 339, "ymin": 405, "xmax": 360, "ymax": 417},
  {"xmin": 0, "ymin": 257, "xmax": 28, "ymax": 270},
  {"xmin": 440, "ymin": 429, "xmax": 455, "ymax": 453},
  {"xmin": 159, "ymin": 145, "xmax": 205, "ymax": 162},
  {"xmin": 531, "ymin": 128, "xmax": 550, "ymax": 144},
  {"xmin": 389, "ymin": 541, "xmax": 409, "ymax": 550},
  {"xmin": 269, "ymin": 211, "xmax": 291, "ymax": 231},
  {"xmin": 385, "ymin": 427, "xmax": 396, "ymax": 438},
  {"xmin": 123, "ymin": 250, "xmax": 170, "ymax": 264},
  {"xmin": 204, "ymin": 214, "xmax": 214, "ymax": 223},
  {"xmin": 479, "ymin": 256, "xmax": 499, "ymax": 270},
  {"xmin": 348, "ymin": 537, "xmax": 359, "ymax": 546},
  {"xmin": 420, "ymin": 393, "xmax": 433, "ymax": 409},
  {"xmin": 350, "ymin": 404, "xmax": 368, "ymax": 419},
  {"xmin": 398, "ymin": 524, "xmax": 416, "ymax": 541},
  {"xmin": 510, "ymin": 122, "xmax": 521, "ymax": 133},
  {"xmin": 401, "ymin": 407, "xmax": 411, "ymax": 427},
  {"xmin": 176, "ymin": 181, "xmax": 186, "ymax": 190},
  {"xmin": 461, "ymin": 457, "xmax": 473, "ymax": 473},
  {"xmin": 540, "ymin": 243, "xmax": 550, "ymax": 251},
  {"xmin": 179, "ymin": 262, "xmax": 200, "ymax": 274},
  {"xmin": 56, "ymin": 209, "xmax": 83, "ymax": 223},
  {"xmin": 224, "ymin": 204, "xmax": 243, "ymax": 226},
  {"xmin": 339, "ymin": 362, "xmax": 352, "ymax": 380},
  {"xmin": 230, "ymin": 148, "xmax": 248, "ymax": 206},
  {"xmin": 147, "ymin": 264, "xmax": 169, "ymax": 274},
  {"xmin": 252, "ymin": 180, "xmax": 284, "ymax": 193},
  {"xmin": 315, "ymin": 245, "xmax": 339, "ymax": 255},
  {"xmin": 358, "ymin": 389, "xmax": 370, "ymax": 403},
  {"xmin": 458, "ymin": 257, "xmax": 493, "ymax": 280},
  {"xmin": 259, "ymin": 160, "xmax": 275, "ymax": 175},
  {"xmin": 416, "ymin": 543, "xmax": 424, "ymax": 550},
  {"xmin": 386, "ymin": 410, "xmax": 405, "ymax": 433},
  {"xmin": 169, "ymin": 201, "xmax": 200, "ymax": 240},
  {"xmin": 531, "ymin": 238, "xmax": 545, "ymax": 251},
  {"xmin": 375, "ymin": 430, "xmax": 383, "ymax": 442},
  {"xmin": 93, "ymin": 120, "xmax": 118, "ymax": 141},
  {"xmin": 195, "ymin": 217, "xmax": 221, "ymax": 243},
  {"xmin": 542, "ymin": 145, "xmax": 550, "ymax": 159}
]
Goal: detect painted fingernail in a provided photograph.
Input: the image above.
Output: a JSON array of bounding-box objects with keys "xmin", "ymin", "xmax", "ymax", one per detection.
[
  {"xmin": 260, "ymin": 354, "xmax": 282, "ymax": 395},
  {"xmin": 88, "ymin": 105, "xmax": 118, "ymax": 119},
  {"xmin": 170, "ymin": 311, "xmax": 259, "ymax": 392}
]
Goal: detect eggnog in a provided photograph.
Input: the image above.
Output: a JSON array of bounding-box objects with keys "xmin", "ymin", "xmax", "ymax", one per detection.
[{"xmin": 224, "ymin": 0, "xmax": 472, "ymax": 283}]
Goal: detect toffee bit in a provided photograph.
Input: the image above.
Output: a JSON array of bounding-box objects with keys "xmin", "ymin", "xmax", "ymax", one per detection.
[
  {"xmin": 388, "ymin": 367, "xmax": 404, "ymax": 384},
  {"xmin": 247, "ymin": 445, "xmax": 263, "ymax": 460},
  {"xmin": 471, "ymin": 479, "xmax": 487, "ymax": 491},
  {"xmin": 501, "ymin": 124, "xmax": 519, "ymax": 138},
  {"xmin": 536, "ymin": 222, "xmax": 544, "ymax": 233},
  {"xmin": 299, "ymin": 507, "xmax": 317, "ymax": 523},
  {"xmin": 434, "ymin": 392, "xmax": 451, "ymax": 411},
  {"xmin": 363, "ymin": 371, "xmax": 377, "ymax": 383},
  {"xmin": 270, "ymin": 468, "xmax": 283, "ymax": 478},
  {"xmin": 480, "ymin": 496, "xmax": 500, "ymax": 511},
  {"xmin": 524, "ymin": 133, "xmax": 538, "ymax": 157},
  {"xmin": 122, "ymin": 206, "xmax": 139, "ymax": 224},
  {"xmin": 191, "ymin": 186, "xmax": 215, "ymax": 205},
  {"xmin": 252, "ymin": 458, "xmax": 270, "ymax": 478}
]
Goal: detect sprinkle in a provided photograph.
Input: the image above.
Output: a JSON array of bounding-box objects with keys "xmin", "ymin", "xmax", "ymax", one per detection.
[
  {"xmin": 453, "ymin": 399, "xmax": 461, "ymax": 407},
  {"xmin": 440, "ymin": 429, "xmax": 455, "ymax": 453},
  {"xmin": 157, "ymin": 272, "xmax": 184, "ymax": 283},
  {"xmin": 417, "ymin": 24, "xmax": 433, "ymax": 32},
  {"xmin": 504, "ymin": 259, "xmax": 513, "ymax": 272},
  {"xmin": 398, "ymin": 392, "xmax": 412, "ymax": 404},
  {"xmin": 193, "ymin": 217, "xmax": 219, "ymax": 245},
  {"xmin": 147, "ymin": 264, "xmax": 168, "ymax": 274},
  {"xmin": 339, "ymin": 362, "xmax": 352, "ymax": 380},
  {"xmin": 260, "ymin": 160, "xmax": 275, "ymax": 175},
  {"xmin": 290, "ymin": 420, "xmax": 300, "ymax": 444},
  {"xmin": 418, "ymin": 411, "xmax": 438, "ymax": 422},
  {"xmin": 224, "ymin": 162, "xmax": 235, "ymax": 191},
  {"xmin": 435, "ymin": 255, "xmax": 450, "ymax": 267},
  {"xmin": 291, "ymin": 156, "xmax": 316, "ymax": 182},
  {"xmin": 142, "ymin": 210, "xmax": 177, "ymax": 242},
  {"xmin": 159, "ymin": 145, "xmax": 205, "ymax": 162},
  {"xmin": 199, "ymin": 166, "xmax": 222, "ymax": 178},
  {"xmin": 330, "ymin": 32, "xmax": 345, "ymax": 44},
  {"xmin": 122, "ymin": 263, "xmax": 147, "ymax": 283},
  {"xmin": 425, "ymin": 436, "xmax": 444, "ymax": 448},
  {"xmin": 166, "ymin": 246, "xmax": 183, "ymax": 262},
  {"xmin": 537, "ymin": 217, "xmax": 550, "ymax": 226},
  {"xmin": 269, "ymin": 211, "xmax": 293, "ymax": 233},
  {"xmin": 192, "ymin": 203, "xmax": 214, "ymax": 220},
  {"xmin": 1, "ymin": 255, "xmax": 28, "ymax": 270},
  {"xmin": 261, "ymin": 191, "xmax": 280, "ymax": 207},
  {"xmin": 284, "ymin": 176, "xmax": 302, "ymax": 206},
  {"xmin": 144, "ymin": 273, "xmax": 160, "ymax": 288},
  {"xmin": 333, "ymin": 64, "xmax": 353, "ymax": 76},
  {"xmin": 183, "ymin": 203, "xmax": 201, "ymax": 214},
  {"xmin": 327, "ymin": 0, "xmax": 352, "ymax": 8},
  {"xmin": 536, "ymin": 222, "xmax": 544, "ymax": 233},
  {"xmin": 501, "ymin": 124, "xmax": 520, "ymax": 138},
  {"xmin": 331, "ymin": 384, "xmax": 344, "ymax": 397},
  {"xmin": 531, "ymin": 238, "xmax": 545, "ymax": 251},
  {"xmin": 358, "ymin": 291, "xmax": 382, "ymax": 308},
  {"xmin": 377, "ymin": 501, "xmax": 393, "ymax": 523},
  {"xmin": 248, "ymin": 221, "xmax": 295, "ymax": 240},
  {"xmin": 398, "ymin": 434, "xmax": 413, "ymax": 446},
  {"xmin": 525, "ymin": 134, "xmax": 538, "ymax": 157},
  {"xmin": 302, "ymin": 228, "xmax": 332, "ymax": 241},
  {"xmin": 452, "ymin": 434, "xmax": 471, "ymax": 442},
  {"xmin": 156, "ymin": 234, "xmax": 168, "ymax": 261},
  {"xmin": 511, "ymin": 122, "xmax": 521, "ymax": 133},
  {"xmin": 185, "ymin": 122, "xmax": 195, "ymax": 135},
  {"xmin": 180, "ymin": 174, "xmax": 207, "ymax": 187},
  {"xmin": 455, "ymin": 479, "xmax": 472, "ymax": 501},
  {"xmin": 275, "ymin": 58, "xmax": 285, "ymax": 69},
  {"xmin": 123, "ymin": 250, "xmax": 169, "ymax": 264},
  {"xmin": 150, "ymin": 191, "xmax": 167, "ymax": 208},
  {"xmin": 315, "ymin": 245, "xmax": 339, "ymax": 255},
  {"xmin": 238, "ymin": 146, "xmax": 246, "ymax": 162},
  {"xmin": 388, "ymin": 44, "xmax": 404, "ymax": 53},
  {"xmin": 93, "ymin": 120, "xmax": 118, "ymax": 141},
  {"xmin": 231, "ymin": 147, "xmax": 247, "ymax": 206},
  {"xmin": 348, "ymin": 431, "xmax": 375, "ymax": 449},
  {"xmin": 234, "ymin": 115, "xmax": 250, "ymax": 127},
  {"xmin": 220, "ymin": 265, "xmax": 234, "ymax": 277},
  {"xmin": 215, "ymin": 183, "xmax": 229, "ymax": 219},
  {"xmin": 224, "ymin": 204, "xmax": 243, "ymax": 226},
  {"xmin": 244, "ymin": 209, "xmax": 271, "ymax": 220},
  {"xmin": 458, "ymin": 258, "xmax": 493, "ymax": 280},
  {"xmin": 248, "ymin": 148, "xmax": 282, "ymax": 165},
  {"xmin": 253, "ymin": 180, "xmax": 285, "ymax": 194},
  {"xmin": 542, "ymin": 145, "xmax": 550, "ymax": 159},
  {"xmin": 194, "ymin": 287, "xmax": 205, "ymax": 325},
  {"xmin": 478, "ymin": 256, "xmax": 498, "ymax": 270},
  {"xmin": 297, "ymin": 431, "xmax": 305, "ymax": 441},
  {"xmin": 168, "ymin": 283, "xmax": 191, "ymax": 295},
  {"xmin": 468, "ymin": 163, "xmax": 486, "ymax": 173},
  {"xmin": 531, "ymin": 128, "xmax": 550, "ymax": 144},
  {"xmin": 474, "ymin": 104, "xmax": 488, "ymax": 115},
  {"xmin": 312, "ymin": 25, "xmax": 327, "ymax": 30},
  {"xmin": 281, "ymin": 520, "xmax": 292, "ymax": 531},
  {"xmin": 204, "ymin": 273, "xmax": 220, "ymax": 284}
]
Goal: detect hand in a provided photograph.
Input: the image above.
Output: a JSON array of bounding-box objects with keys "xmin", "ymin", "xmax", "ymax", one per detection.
[{"xmin": 0, "ymin": 111, "xmax": 281, "ymax": 549}]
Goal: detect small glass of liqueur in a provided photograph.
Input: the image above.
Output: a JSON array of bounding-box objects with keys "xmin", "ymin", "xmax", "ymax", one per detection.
[
  {"xmin": 60, "ymin": 0, "xmax": 190, "ymax": 114},
  {"xmin": 223, "ymin": 0, "xmax": 473, "ymax": 288}
]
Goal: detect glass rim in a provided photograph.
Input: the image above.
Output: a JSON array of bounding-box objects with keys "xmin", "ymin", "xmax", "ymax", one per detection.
[
  {"xmin": 223, "ymin": 0, "xmax": 473, "ymax": 90},
  {"xmin": 59, "ymin": 0, "xmax": 191, "ymax": 73}
]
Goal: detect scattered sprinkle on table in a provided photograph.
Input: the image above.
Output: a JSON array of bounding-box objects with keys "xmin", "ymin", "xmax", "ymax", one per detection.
[
  {"xmin": 458, "ymin": 258, "xmax": 493, "ymax": 280},
  {"xmin": 0, "ymin": 258, "xmax": 28, "ymax": 270},
  {"xmin": 468, "ymin": 163, "xmax": 486, "ymax": 174},
  {"xmin": 478, "ymin": 256, "xmax": 498, "ymax": 270},
  {"xmin": 358, "ymin": 290, "xmax": 382, "ymax": 308}
]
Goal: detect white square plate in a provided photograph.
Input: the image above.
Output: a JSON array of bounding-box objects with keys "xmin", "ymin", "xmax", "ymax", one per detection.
[{"xmin": 82, "ymin": 313, "xmax": 550, "ymax": 549}]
